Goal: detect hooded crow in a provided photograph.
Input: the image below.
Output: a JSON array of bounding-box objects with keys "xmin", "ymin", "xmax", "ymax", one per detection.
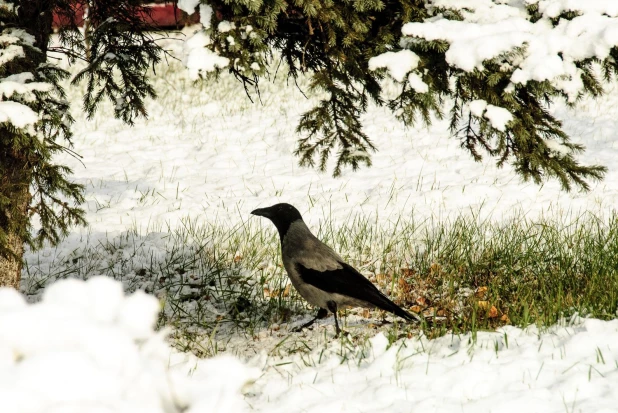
[{"xmin": 251, "ymin": 203, "xmax": 419, "ymax": 336}]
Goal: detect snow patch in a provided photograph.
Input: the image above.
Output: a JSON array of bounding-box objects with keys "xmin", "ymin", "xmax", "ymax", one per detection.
[
  {"xmin": 484, "ymin": 104, "xmax": 513, "ymax": 131},
  {"xmin": 218, "ymin": 21, "xmax": 235, "ymax": 33},
  {"xmin": 0, "ymin": 72, "xmax": 52, "ymax": 100},
  {"xmin": 469, "ymin": 99, "xmax": 488, "ymax": 116},
  {"xmin": 407, "ymin": 72, "xmax": 429, "ymax": 93},
  {"xmin": 0, "ymin": 101, "xmax": 38, "ymax": 129},
  {"xmin": 467, "ymin": 100, "xmax": 513, "ymax": 131},
  {"xmin": 0, "ymin": 30, "xmax": 26, "ymax": 67},
  {"xmin": 532, "ymin": 0, "xmax": 618, "ymax": 18},
  {"xmin": 368, "ymin": 49, "xmax": 420, "ymax": 82},
  {"xmin": 176, "ymin": 0, "xmax": 199, "ymax": 14},
  {"xmin": 545, "ymin": 138, "xmax": 572, "ymax": 155},
  {"xmin": 249, "ymin": 318, "xmax": 618, "ymax": 412},
  {"xmin": 183, "ymin": 31, "xmax": 230, "ymax": 78},
  {"xmin": 199, "ymin": 4, "xmax": 213, "ymax": 29}
]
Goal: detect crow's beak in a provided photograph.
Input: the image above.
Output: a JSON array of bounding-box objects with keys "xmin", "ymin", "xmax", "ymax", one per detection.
[{"xmin": 250, "ymin": 207, "xmax": 271, "ymax": 218}]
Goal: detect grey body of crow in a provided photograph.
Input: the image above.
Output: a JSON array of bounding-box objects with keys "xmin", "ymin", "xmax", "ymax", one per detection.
[{"xmin": 282, "ymin": 220, "xmax": 378, "ymax": 309}]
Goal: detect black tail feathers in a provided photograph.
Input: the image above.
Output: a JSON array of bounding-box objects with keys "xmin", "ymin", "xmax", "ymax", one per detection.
[{"xmin": 374, "ymin": 293, "xmax": 421, "ymax": 323}]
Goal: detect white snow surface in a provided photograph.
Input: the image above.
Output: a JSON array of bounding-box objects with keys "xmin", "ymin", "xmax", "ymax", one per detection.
[
  {"xmin": 4, "ymin": 278, "xmax": 618, "ymax": 412},
  {"xmin": 484, "ymin": 104, "xmax": 514, "ymax": 131},
  {"xmin": 532, "ymin": 0, "xmax": 618, "ymax": 18},
  {"xmin": 198, "ymin": 4, "xmax": 213, "ymax": 29},
  {"xmin": 0, "ymin": 277, "xmax": 258, "ymax": 413},
  {"xmin": 0, "ymin": 28, "xmax": 34, "ymax": 69},
  {"xmin": 252, "ymin": 319, "xmax": 618, "ymax": 412},
  {"xmin": 218, "ymin": 21, "xmax": 235, "ymax": 33},
  {"xmin": 0, "ymin": 72, "xmax": 52, "ymax": 101}
]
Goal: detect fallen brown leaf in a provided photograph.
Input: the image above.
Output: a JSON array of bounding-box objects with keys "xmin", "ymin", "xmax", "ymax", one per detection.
[
  {"xmin": 376, "ymin": 273, "xmax": 389, "ymax": 285},
  {"xmin": 410, "ymin": 305, "xmax": 422, "ymax": 313},
  {"xmin": 429, "ymin": 262, "xmax": 442, "ymax": 275},
  {"xmin": 475, "ymin": 286, "xmax": 488, "ymax": 298},
  {"xmin": 488, "ymin": 305, "xmax": 499, "ymax": 318},
  {"xmin": 398, "ymin": 277, "xmax": 413, "ymax": 293},
  {"xmin": 423, "ymin": 307, "xmax": 436, "ymax": 317}
]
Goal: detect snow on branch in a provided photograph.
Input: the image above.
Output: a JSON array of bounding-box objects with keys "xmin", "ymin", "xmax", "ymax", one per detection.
[
  {"xmin": 401, "ymin": 0, "xmax": 618, "ymax": 102},
  {"xmin": 183, "ymin": 31, "xmax": 230, "ymax": 79},
  {"xmin": 364, "ymin": 0, "xmax": 611, "ymax": 190},
  {"xmin": 0, "ymin": 72, "xmax": 53, "ymax": 100},
  {"xmin": 368, "ymin": 50, "xmax": 420, "ymax": 82},
  {"xmin": 0, "ymin": 29, "xmax": 50, "ymax": 134},
  {"xmin": 0, "ymin": 29, "xmax": 33, "ymax": 66},
  {"xmin": 0, "ymin": 101, "xmax": 38, "ymax": 130},
  {"xmin": 467, "ymin": 99, "xmax": 513, "ymax": 131}
]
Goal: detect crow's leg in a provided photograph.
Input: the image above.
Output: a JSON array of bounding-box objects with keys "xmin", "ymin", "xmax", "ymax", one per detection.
[
  {"xmin": 291, "ymin": 308, "xmax": 328, "ymax": 332},
  {"xmin": 326, "ymin": 301, "xmax": 342, "ymax": 337}
]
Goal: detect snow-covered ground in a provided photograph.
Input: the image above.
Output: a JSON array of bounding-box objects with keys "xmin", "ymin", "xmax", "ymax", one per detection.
[
  {"xmin": 3, "ymin": 277, "xmax": 618, "ymax": 412},
  {"xmin": 10, "ymin": 26, "xmax": 618, "ymax": 412},
  {"xmin": 251, "ymin": 318, "xmax": 618, "ymax": 413}
]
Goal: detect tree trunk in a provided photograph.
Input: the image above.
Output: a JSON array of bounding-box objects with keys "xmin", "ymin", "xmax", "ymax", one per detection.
[
  {"xmin": 0, "ymin": 0, "xmax": 54, "ymax": 288},
  {"xmin": 0, "ymin": 234, "xmax": 24, "ymax": 289},
  {"xmin": 0, "ymin": 175, "xmax": 30, "ymax": 289}
]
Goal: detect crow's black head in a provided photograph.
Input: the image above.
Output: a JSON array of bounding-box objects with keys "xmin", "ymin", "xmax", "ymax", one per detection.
[{"xmin": 251, "ymin": 203, "xmax": 303, "ymax": 239}]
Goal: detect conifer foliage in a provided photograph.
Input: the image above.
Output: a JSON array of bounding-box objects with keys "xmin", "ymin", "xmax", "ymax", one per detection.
[
  {"xmin": 185, "ymin": 0, "xmax": 611, "ymax": 189},
  {"xmin": 0, "ymin": 0, "xmax": 163, "ymax": 287}
]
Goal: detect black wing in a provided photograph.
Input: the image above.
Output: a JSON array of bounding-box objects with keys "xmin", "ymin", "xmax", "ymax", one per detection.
[{"xmin": 295, "ymin": 261, "xmax": 418, "ymax": 322}]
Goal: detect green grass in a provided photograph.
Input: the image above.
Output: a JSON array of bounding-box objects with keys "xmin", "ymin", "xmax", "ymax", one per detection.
[{"xmin": 23, "ymin": 208, "xmax": 618, "ymax": 356}]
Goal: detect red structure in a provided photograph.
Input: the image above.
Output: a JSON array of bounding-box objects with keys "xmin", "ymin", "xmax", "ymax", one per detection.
[{"xmin": 53, "ymin": 2, "xmax": 199, "ymax": 29}]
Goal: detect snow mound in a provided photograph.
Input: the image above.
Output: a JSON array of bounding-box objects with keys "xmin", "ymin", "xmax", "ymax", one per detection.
[{"xmin": 0, "ymin": 277, "xmax": 258, "ymax": 413}]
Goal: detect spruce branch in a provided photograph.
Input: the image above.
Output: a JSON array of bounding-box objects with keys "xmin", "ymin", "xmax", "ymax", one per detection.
[{"xmin": 193, "ymin": 0, "xmax": 609, "ymax": 190}]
